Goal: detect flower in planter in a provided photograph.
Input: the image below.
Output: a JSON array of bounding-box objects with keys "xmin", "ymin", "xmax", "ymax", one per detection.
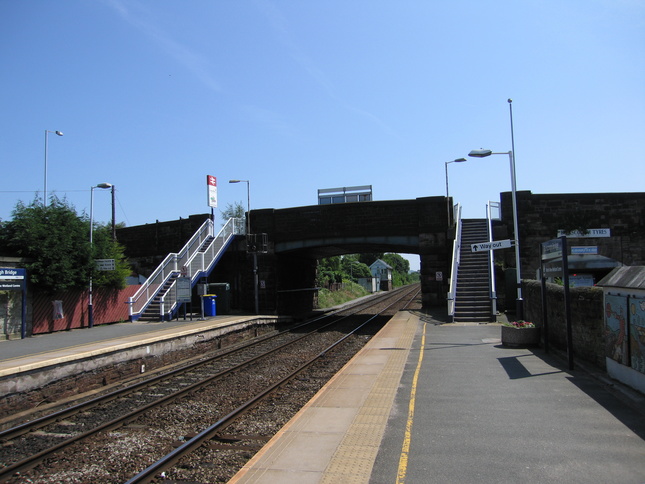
[{"xmin": 503, "ymin": 320, "xmax": 535, "ymax": 329}]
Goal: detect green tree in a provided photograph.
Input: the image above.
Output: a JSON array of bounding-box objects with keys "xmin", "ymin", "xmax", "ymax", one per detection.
[
  {"xmin": 382, "ymin": 253, "xmax": 412, "ymax": 286},
  {"xmin": 341, "ymin": 256, "xmax": 371, "ymax": 281},
  {"xmin": 0, "ymin": 196, "xmax": 130, "ymax": 293},
  {"xmin": 220, "ymin": 201, "xmax": 245, "ymax": 220},
  {"xmin": 91, "ymin": 223, "xmax": 131, "ymax": 289}
]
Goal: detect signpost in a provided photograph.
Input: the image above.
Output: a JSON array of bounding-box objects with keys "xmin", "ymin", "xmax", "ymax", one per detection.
[
  {"xmin": 95, "ymin": 259, "xmax": 115, "ymax": 271},
  {"xmin": 470, "ymin": 239, "xmax": 512, "ymax": 252},
  {"xmin": 207, "ymin": 175, "xmax": 217, "ymax": 223},
  {"xmin": 540, "ymin": 236, "xmax": 573, "ymax": 369},
  {"xmin": 176, "ymin": 277, "xmax": 193, "ymax": 321}
]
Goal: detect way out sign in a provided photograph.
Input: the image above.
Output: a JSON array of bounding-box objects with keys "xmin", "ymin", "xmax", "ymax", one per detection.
[{"xmin": 471, "ymin": 239, "xmax": 512, "ymax": 252}]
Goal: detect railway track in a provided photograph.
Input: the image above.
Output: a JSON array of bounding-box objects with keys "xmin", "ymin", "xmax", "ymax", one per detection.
[{"xmin": 0, "ymin": 284, "xmax": 420, "ymax": 483}]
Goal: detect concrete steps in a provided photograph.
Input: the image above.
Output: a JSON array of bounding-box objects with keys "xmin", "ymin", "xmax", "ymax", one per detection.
[{"xmin": 454, "ymin": 219, "xmax": 493, "ymax": 323}]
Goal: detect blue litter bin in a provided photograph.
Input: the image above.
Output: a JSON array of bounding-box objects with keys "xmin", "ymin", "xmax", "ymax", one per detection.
[{"xmin": 203, "ymin": 294, "xmax": 217, "ymax": 316}]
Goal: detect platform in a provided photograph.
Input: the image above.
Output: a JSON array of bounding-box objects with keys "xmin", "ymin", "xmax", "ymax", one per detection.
[{"xmin": 1, "ymin": 311, "xmax": 644, "ymax": 483}]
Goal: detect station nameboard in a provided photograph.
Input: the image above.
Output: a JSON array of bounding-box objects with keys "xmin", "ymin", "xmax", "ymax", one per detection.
[{"xmin": 0, "ymin": 268, "xmax": 26, "ymax": 291}]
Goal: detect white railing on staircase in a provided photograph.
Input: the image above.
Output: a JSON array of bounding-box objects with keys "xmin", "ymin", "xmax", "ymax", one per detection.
[
  {"xmin": 487, "ymin": 201, "xmax": 501, "ymax": 317},
  {"xmin": 447, "ymin": 203, "xmax": 462, "ymax": 318},
  {"xmin": 128, "ymin": 217, "xmax": 245, "ymax": 320}
]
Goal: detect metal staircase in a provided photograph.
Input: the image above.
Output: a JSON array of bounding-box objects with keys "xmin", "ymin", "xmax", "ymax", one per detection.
[
  {"xmin": 128, "ymin": 217, "xmax": 245, "ymax": 322},
  {"xmin": 453, "ymin": 219, "xmax": 494, "ymax": 323}
]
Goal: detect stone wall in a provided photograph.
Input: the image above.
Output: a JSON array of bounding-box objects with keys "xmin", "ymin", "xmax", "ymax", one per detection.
[
  {"xmin": 523, "ymin": 279, "xmax": 605, "ymax": 369},
  {"xmin": 496, "ymin": 191, "xmax": 645, "ymax": 279}
]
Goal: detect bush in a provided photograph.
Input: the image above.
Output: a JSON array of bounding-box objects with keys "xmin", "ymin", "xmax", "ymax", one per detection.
[{"xmin": 317, "ymin": 282, "xmax": 369, "ymax": 308}]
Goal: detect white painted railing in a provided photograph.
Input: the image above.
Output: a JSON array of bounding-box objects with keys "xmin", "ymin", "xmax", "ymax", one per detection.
[
  {"xmin": 128, "ymin": 217, "xmax": 245, "ymax": 320},
  {"xmin": 447, "ymin": 203, "xmax": 462, "ymax": 318},
  {"xmin": 487, "ymin": 201, "xmax": 501, "ymax": 317}
]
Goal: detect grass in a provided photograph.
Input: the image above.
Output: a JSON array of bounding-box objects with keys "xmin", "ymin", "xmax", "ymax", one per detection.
[{"xmin": 316, "ymin": 282, "xmax": 370, "ymax": 308}]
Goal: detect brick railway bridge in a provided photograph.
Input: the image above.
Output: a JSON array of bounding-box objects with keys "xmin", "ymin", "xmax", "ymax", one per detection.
[
  {"xmin": 248, "ymin": 196, "xmax": 450, "ymax": 314},
  {"xmin": 119, "ymin": 196, "xmax": 453, "ymax": 316}
]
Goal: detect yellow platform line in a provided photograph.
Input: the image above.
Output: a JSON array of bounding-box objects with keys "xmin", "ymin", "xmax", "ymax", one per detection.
[{"xmin": 396, "ymin": 321, "xmax": 426, "ymax": 483}]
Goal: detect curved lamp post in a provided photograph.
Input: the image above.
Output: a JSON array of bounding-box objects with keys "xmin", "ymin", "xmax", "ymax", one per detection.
[
  {"xmin": 444, "ymin": 158, "xmax": 467, "ymax": 224},
  {"xmin": 44, "ymin": 130, "xmax": 64, "ymax": 206},
  {"xmin": 229, "ymin": 179, "xmax": 258, "ymax": 315},
  {"xmin": 444, "ymin": 158, "xmax": 467, "ymax": 199},
  {"xmin": 468, "ymin": 148, "xmax": 523, "ymax": 318},
  {"xmin": 89, "ymin": 183, "xmax": 113, "ymax": 328}
]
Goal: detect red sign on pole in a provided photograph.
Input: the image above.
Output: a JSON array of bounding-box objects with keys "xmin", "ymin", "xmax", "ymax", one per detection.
[{"xmin": 207, "ymin": 175, "xmax": 217, "ymax": 208}]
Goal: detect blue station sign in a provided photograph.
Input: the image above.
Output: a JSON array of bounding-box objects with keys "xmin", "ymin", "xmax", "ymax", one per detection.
[{"xmin": 0, "ymin": 268, "xmax": 26, "ymax": 291}]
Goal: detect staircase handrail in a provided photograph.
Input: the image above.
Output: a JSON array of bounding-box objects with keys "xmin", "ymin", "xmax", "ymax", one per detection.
[
  {"xmin": 447, "ymin": 203, "xmax": 462, "ymax": 317},
  {"xmin": 487, "ymin": 201, "xmax": 499, "ymax": 316},
  {"xmin": 160, "ymin": 217, "xmax": 244, "ymax": 319},
  {"xmin": 128, "ymin": 217, "xmax": 245, "ymax": 320},
  {"xmin": 128, "ymin": 218, "xmax": 215, "ymax": 318}
]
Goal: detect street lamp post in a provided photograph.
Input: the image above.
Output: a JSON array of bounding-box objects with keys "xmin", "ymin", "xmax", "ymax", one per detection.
[
  {"xmin": 44, "ymin": 130, "xmax": 63, "ymax": 206},
  {"xmin": 89, "ymin": 183, "xmax": 113, "ymax": 328},
  {"xmin": 229, "ymin": 179, "xmax": 259, "ymax": 315},
  {"xmin": 444, "ymin": 158, "xmax": 467, "ymax": 224},
  {"xmin": 468, "ymin": 148, "xmax": 523, "ymax": 318}
]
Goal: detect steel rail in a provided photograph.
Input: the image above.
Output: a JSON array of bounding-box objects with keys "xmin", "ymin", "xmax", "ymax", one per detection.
[
  {"xmin": 0, "ymin": 290, "xmax": 392, "ymax": 442},
  {"xmin": 0, "ymin": 285, "xmax": 417, "ymax": 483}
]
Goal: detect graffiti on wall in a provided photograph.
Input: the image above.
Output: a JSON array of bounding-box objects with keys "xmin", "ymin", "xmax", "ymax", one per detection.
[
  {"xmin": 605, "ymin": 294, "xmax": 645, "ymax": 375},
  {"xmin": 630, "ymin": 297, "xmax": 645, "ymax": 374},
  {"xmin": 605, "ymin": 294, "xmax": 629, "ymax": 365}
]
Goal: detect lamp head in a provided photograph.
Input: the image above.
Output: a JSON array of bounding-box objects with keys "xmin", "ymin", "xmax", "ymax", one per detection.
[
  {"xmin": 229, "ymin": 180, "xmax": 240, "ymax": 183},
  {"xmin": 96, "ymin": 183, "xmax": 112, "ymax": 189},
  {"xmin": 55, "ymin": 131, "xmax": 64, "ymax": 136},
  {"xmin": 468, "ymin": 149, "xmax": 492, "ymax": 158},
  {"xmin": 454, "ymin": 158, "xmax": 467, "ymax": 163}
]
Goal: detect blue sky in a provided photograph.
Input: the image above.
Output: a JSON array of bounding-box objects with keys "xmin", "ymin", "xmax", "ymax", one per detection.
[{"xmin": 2, "ymin": 0, "xmax": 643, "ymax": 271}]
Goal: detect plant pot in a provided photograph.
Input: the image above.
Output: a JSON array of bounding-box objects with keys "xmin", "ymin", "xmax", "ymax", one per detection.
[{"xmin": 501, "ymin": 326, "xmax": 540, "ymax": 347}]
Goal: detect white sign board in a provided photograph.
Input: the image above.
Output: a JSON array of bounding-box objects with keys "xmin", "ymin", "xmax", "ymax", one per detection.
[
  {"xmin": 471, "ymin": 239, "xmax": 512, "ymax": 252},
  {"xmin": 207, "ymin": 175, "xmax": 217, "ymax": 208},
  {"xmin": 541, "ymin": 239, "xmax": 563, "ymax": 260},
  {"xmin": 176, "ymin": 277, "xmax": 192, "ymax": 303},
  {"xmin": 557, "ymin": 228, "xmax": 610, "ymax": 238},
  {"xmin": 95, "ymin": 259, "xmax": 115, "ymax": 271}
]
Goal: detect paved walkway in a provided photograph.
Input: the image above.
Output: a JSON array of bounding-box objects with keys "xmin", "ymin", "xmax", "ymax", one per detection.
[{"xmin": 231, "ymin": 311, "xmax": 645, "ymax": 484}]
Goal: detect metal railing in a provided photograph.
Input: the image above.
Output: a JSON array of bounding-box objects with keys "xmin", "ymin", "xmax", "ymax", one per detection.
[
  {"xmin": 447, "ymin": 203, "xmax": 462, "ymax": 318},
  {"xmin": 487, "ymin": 201, "xmax": 501, "ymax": 316},
  {"xmin": 128, "ymin": 217, "xmax": 245, "ymax": 320}
]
